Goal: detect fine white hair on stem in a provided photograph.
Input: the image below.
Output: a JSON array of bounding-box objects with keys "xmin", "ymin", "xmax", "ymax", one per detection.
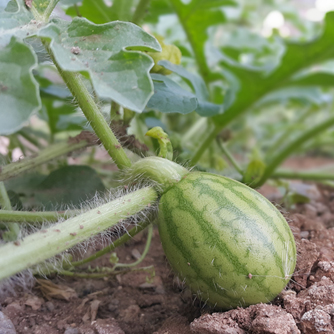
[{"xmin": 0, "ymin": 181, "xmax": 158, "ymax": 294}]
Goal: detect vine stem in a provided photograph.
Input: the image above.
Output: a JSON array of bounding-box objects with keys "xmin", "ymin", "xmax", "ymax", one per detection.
[
  {"xmin": 0, "ymin": 182, "xmax": 20, "ymax": 240},
  {"xmin": 189, "ymin": 126, "xmax": 220, "ymax": 166},
  {"xmin": 42, "ymin": 41, "xmax": 132, "ymax": 170},
  {"xmin": 0, "ymin": 140, "xmax": 89, "ymax": 182},
  {"xmin": 255, "ymin": 116, "xmax": 334, "ymax": 187},
  {"xmin": 31, "ymin": 0, "xmax": 60, "ymax": 22},
  {"xmin": 216, "ymin": 138, "xmax": 243, "ymax": 175},
  {"xmin": 0, "ymin": 186, "xmax": 158, "ymax": 281},
  {"xmin": 113, "ymin": 224, "xmax": 153, "ymax": 270},
  {"xmin": 132, "ymin": 0, "xmax": 151, "ymax": 25},
  {"xmin": 169, "ymin": 0, "xmax": 209, "ymax": 82},
  {"xmin": 70, "ymin": 219, "xmax": 151, "ymax": 268},
  {"xmin": 271, "ymin": 170, "xmax": 334, "ymax": 181},
  {"xmin": 0, "ymin": 210, "xmax": 79, "ymax": 223}
]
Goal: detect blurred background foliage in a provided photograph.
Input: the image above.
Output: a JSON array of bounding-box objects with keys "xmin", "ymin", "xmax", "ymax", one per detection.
[{"xmin": 1, "ymin": 0, "xmax": 334, "ymax": 209}]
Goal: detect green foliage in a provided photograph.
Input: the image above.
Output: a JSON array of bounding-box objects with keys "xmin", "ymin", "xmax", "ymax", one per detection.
[
  {"xmin": 214, "ymin": 12, "xmax": 334, "ymax": 127},
  {"xmin": 38, "ymin": 18, "xmax": 161, "ymax": 112},
  {"xmin": 5, "ymin": 166, "xmax": 105, "ymax": 209},
  {"xmin": 0, "ymin": 37, "xmax": 41, "ymax": 135},
  {"xmin": 2, "ymin": 0, "xmax": 334, "ymax": 302},
  {"xmin": 66, "ymin": 0, "xmax": 136, "ymax": 24}
]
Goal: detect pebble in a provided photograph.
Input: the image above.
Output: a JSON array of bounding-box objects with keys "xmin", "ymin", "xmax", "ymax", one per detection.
[
  {"xmin": 45, "ymin": 301, "xmax": 55, "ymax": 312},
  {"xmin": 0, "ymin": 311, "xmax": 16, "ymax": 334},
  {"xmin": 64, "ymin": 328, "xmax": 79, "ymax": 334}
]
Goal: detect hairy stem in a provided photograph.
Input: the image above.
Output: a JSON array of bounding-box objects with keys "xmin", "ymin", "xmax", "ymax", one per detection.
[
  {"xmin": 0, "ymin": 182, "xmax": 20, "ymax": 240},
  {"xmin": 43, "ymin": 42, "xmax": 132, "ymax": 170},
  {"xmin": 71, "ymin": 219, "xmax": 151, "ymax": 267},
  {"xmin": 113, "ymin": 224, "xmax": 153, "ymax": 270},
  {"xmin": 256, "ymin": 116, "xmax": 334, "ymax": 187},
  {"xmin": 0, "ymin": 210, "xmax": 79, "ymax": 224},
  {"xmin": 0, "ymin": 140, "xmax": 88, "ymax": 182},
  {"xmin": 132, "ymin": 0, "xmax": 151, "ymax": 25},
  {"xmin": 0, "ymin": 187, "xmax": 158, "ymax": 280}
]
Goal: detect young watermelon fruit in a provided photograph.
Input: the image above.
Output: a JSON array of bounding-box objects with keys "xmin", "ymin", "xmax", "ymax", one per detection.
[{"xmin": 158, "ymin": 171, "xmax": 296, "ymax": 310}]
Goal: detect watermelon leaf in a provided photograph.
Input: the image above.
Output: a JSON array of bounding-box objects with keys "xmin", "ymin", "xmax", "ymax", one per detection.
[
  {"xmin": 0, "ymin": 36, "xmax": 41, "ymax": 135},
  {"xmin": 213, "ymin": 12, "xmax": 334, "ymax": 127},
  {"xmin": 38, "ymin": 17, "xmax": 161, "ymax": 112}
]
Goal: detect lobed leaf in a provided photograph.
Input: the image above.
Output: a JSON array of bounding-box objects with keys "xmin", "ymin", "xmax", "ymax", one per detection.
[
  {"xmin": 169, "ymin": 0, "xmax": 236, "ymax": 78},
  {"xmin": 0, "ymin": 0, "xmax": 37, "ymax": 47},
  {"xmin": 0, "ymin": 36, "xmax": 41, "ymax": 135},
  {"xmin": 38, "ymin": 17, "xmax": 161, "ymax": 112},
  {"xmin": 213, "ymin": 12, "xmax": 334, "ymax": 127},
  {"xmin": 66, "ymin": 0, "xmax": 135, "ymax": 24},
  {"xmin": 147, "ymin": 74, "xmax": 197, "ymax": 114},
  {"xmin": 155, "ymin": 60, "xmax": 222, "ymax": 116}
]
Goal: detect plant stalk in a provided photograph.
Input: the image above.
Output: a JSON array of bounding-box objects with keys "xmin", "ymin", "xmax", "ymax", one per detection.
[
  {"xmin": 0, "ymin": 186, "xmax": 158, "ymax": 280},
  {"xmin": 0, "ymin": 140, "xmax": 88, "ymax": 182},
  {"xmin": 216, "ymin": 138, "xmax": 243, "ymax": 175},
  {"xmin": 255, "ymin": 116, "xmax": 334, "ymax": 187},
  {"xmin": 0, "ymin": 210, "xmax": 79, "ymax": 224},
  {"xmin": 70, "ymin": 219, "xmax": 152, "ymax": 268},
  {"xmin": 189, "ymin": 126, "xmax": 221, "ymax": 166},
  {"xmin": 169, "ymin": 0, "xmax": 209, "ymax": 81},
  {"xmin": 271, "ymin": 170, "xmax": 334, "ymax": 181},
  {"xmin": 31, "ymin": 0, "xmax": 60, "ymax": 22},
  {"xmin": 113, "ymin": 224, "xmax": 153, "ymax": 270},
  {"xmin": 132, "ymin": 0, "xmax": 151, "ymax": 25},
  {"xmin": 43, "ymin": 42, "xmax": 132, "ymax": 170},
  {"xmin": 0, "ymin": 182, "xmax": 20, "ymax": 240}
]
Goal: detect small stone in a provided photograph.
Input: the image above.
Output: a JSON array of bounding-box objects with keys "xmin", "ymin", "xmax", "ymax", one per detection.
[
  {"xmin": 64, "ymin": 328, "xmax": 79, "ymax": 334},
  {"xmin": 45, "ymin": 301, "xmax": 55, "ymax": 312},
  {"xmin": 0, "ymin": 311, "xmax": 16, "ymax": 334},
  {"xmin": 300, "ymin": 231, "xmax": 309, "ymax": 239},
  {"xmin": 93, "ymin": 318, "xmax": 125, "ymax": 334}
]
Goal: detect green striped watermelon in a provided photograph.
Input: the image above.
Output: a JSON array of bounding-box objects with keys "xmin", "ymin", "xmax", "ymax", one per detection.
[{"xmin": 158, "ymin": 171, "xmax": 296, "ymax": 310}]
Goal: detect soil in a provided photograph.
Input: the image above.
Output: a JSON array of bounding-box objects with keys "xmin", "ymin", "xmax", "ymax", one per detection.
[{"xmin": 2, "ymin": 177, "xmax": 334, "ymax": 333}]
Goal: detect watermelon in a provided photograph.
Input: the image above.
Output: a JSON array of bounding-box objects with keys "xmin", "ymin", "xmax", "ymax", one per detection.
[{"xmin": 158, "ymin": 171, "xmax": 296, "ymax": 310}]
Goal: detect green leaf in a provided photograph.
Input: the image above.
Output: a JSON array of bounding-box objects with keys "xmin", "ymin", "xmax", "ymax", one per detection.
[
  {"xmin": 6, "ymin": 167, "xmax": 106, "ymax": 209},
  {"xmin": 66, "ymin": 0, "xmax": 135, "ymax": 24},
  {"xmin": 35, "ymin": 165, "xmax": 105, "ymax": 209},
  {"xmin": 170, "ymin": 0, "xmax": 236, "ymax": 78},
  {"xmin": 39, "ymin": 99, "xmax": 86, "ymax": 134},
  {"xmin": 38, "ymin": 17, "xmax": 161, "ymax": 112},
  {"xmin": 0, "ymin": 36, "xmax": 41, "ymax": 135},
  {"xmin": 145, "ymin": 0, "xmax": 173, "ymax": 23},
  {"xmin": 158, "ymin": 60, "xmax": 209, "ymax": 100},
  {"xmin": 147, "ymin": 74, "xmax": 197, "ymax": 114},
  {"xmin": 259, "ymin": 87, "xmax": 331, "ymax": 106},
  {"xmin": 0, "ymin": 0, "xmax": 36, "ymax": 47},
  {"xmin": 157, "ymin": 60, "xmax": 222, "ymax": 116},
  {"xmin": 213, "ymin": 12, "xmax": 334, "ymax": 128}
]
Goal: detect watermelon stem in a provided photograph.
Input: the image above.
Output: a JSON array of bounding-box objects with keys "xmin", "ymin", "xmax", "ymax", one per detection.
[{"xmin": 127, "ymin": 156, "xmax": 189, "ymax": 193}]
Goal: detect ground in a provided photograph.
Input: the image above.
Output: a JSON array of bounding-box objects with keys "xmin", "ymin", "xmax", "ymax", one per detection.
[{"xmin": 1, "ymin": 161, "xmax": 334, "ymax": 334}]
